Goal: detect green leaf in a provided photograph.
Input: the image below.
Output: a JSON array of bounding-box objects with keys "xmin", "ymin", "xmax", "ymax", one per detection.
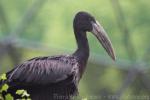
[
  {"xmin": 21, "ymin": 98, "xmax": 31, "ymax": 100},
  {"xmin": 0, "ymin": 84, "xmax": 9, "ymax": 92},
  {"xmin": 0, "ymin": 74, "xmax": 7, "ymax": 81},
  {"xmin": 82, "ymin": 98, "xmax": 88, "ymax": 100},
  {"xmin": 16, "ymin": 90, "xmax": 24, "ymax": 95},
  {"xmin": 22, "ymin": 90, "xmax": 30, "ymax": 97},
  {"xmin": 16, "ymin": 89, "xmax": 30, "ymax": 97},
  {"xmin": 5, "ymin": 93, "xmax": 14, "ymax": 100},
  {"xmin": 0, "ymin": 95, "xmax": 4, "ymax": 100}
]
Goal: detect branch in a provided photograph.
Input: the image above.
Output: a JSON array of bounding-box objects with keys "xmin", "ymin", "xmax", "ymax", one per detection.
[
  {"xmin": 0, "ymin": 0, "xmax": 47, "ymax": 66},
  {"xmin": 9, "ymin": 0, "xmax": 47, "ymax": 38},
  {"xmin": 115, "ymin": 68, "xmax": 138, "ymax": 100},
  {"xmin": 1, "ymin": 37, "xmax": 149, "ymax": 71},
  {"xmin": 111, "ymin": 0, "xmax": 136, "ymax": 60},
  {"xmin": 0, "ymin": 1, "xmax": 10, "ymax": 33},
  {"xmin": 110, "ymin": 0, "xmax": 140, "ymax": 99}
]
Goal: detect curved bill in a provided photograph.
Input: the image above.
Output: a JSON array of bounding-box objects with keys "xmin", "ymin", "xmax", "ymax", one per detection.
[{"xmin": 91, "ymin": 21, "xmax": 116, "ymax": 61}]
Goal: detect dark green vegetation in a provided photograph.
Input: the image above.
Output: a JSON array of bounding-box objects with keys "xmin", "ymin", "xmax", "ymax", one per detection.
[
  {"xmin": 0, "ymin": 74, "xmax": 31, "ymax": 100},
  {"xmin": 0, "ymin": 0, "xmax": 150, "ymax": 100}
]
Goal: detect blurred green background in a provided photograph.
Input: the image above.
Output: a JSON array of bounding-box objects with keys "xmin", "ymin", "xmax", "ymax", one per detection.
[{"xmin": 0, "ymin": 0, "xmax": 150, "ymax": 99}]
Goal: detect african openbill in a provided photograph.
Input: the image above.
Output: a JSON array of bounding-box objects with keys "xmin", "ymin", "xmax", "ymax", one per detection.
[{"xmin": 0, "ymin": 11, "xmax": 115, "ymax": 100}]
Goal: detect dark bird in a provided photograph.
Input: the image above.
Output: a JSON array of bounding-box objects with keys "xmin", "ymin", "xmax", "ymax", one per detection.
[{"xmin": 0, "ymin": 11, "xmax": 115, "ymax": 100}]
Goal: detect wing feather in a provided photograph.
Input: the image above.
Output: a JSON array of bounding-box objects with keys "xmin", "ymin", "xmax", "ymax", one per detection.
[{"xmin": 7, "ymin": 55, "xmax": 78, "ymax": 85}]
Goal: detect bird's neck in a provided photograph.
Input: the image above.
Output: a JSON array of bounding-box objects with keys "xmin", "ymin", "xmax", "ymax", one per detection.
[{"xmin": 73, "ymin": 30, "xmax": 89, "ymax": 69}]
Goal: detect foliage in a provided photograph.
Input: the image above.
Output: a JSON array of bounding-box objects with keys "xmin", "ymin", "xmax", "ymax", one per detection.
[
  {"xmin": 0, "ymin": 84, "xmax": 9, "ymax": 92},
  {"xmin": 5, "ymin": 94, "xmax": 13, "ymax": 100},
  {"xmin": 0, "ymin": 74, "xmax": 7, "ymax": 81},
  {"xmin": 16, "ymin": 90, "xmax": 30, "ymax": 99},
  {"xmin": 0, "ymin": 74, "xmax": 31, "ymax": 100}
]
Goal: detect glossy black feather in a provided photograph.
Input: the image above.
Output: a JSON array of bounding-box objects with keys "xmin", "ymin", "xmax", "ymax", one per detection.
[
  {"xmin": 8, "ymin": 55, "xmax": 79, "ymax": 84},
  {"xmin": 1, "ymin": 55, "xmax": 79, "ymax": 100}
]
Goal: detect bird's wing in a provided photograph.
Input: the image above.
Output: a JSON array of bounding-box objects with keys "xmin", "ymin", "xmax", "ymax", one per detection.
[{"xmin": 6, "ymin": 55, "xmax": 79, "ymax": 85}]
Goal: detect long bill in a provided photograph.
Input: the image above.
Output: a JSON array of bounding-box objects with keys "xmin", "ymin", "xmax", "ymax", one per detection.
[{"xmin": 91, "ymin": 21, "xmax": 116, "ymax": 61}]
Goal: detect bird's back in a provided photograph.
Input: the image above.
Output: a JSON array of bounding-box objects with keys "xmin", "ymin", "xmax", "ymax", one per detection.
[{"xmin": 0, "ymin": 55, "xmax": 80, "ymax": 100}]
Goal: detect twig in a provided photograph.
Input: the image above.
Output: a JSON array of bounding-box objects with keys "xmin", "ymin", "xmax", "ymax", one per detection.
[
  {"xmin": 0, "ymin": 1, "xmax": 10, "ymax": 33},
  {"xmin": 115, "ymin": 68, "xmax": 138, "ymax": 100},
  {"xmin": 7, "ymin": 0, "xmax": 47, "ymax": 40},
  {"xmin": 111, "ymin": 0, "xmax": 136, "ymax": 60},
  {"xmin": 1, "ymin": 37, "xmax": 149, "ymax": 71},
  {"xmin": 0, "ymin": 0, "xmax": 47, "ymax": 66},
  {"xmin": 111, "ymin": 0, "xmax": 139, "ymax": 99}
]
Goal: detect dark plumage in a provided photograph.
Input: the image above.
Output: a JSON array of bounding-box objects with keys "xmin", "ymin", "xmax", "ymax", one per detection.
[{"xmin": 0, "ymin": 11, "xmax": 115, "ymax": 100}]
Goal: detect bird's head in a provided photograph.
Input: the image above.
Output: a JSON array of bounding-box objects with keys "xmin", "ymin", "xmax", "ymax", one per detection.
[{"xmin": 74, "ymin": 11, "xmax": 116, "ymax": 60}]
